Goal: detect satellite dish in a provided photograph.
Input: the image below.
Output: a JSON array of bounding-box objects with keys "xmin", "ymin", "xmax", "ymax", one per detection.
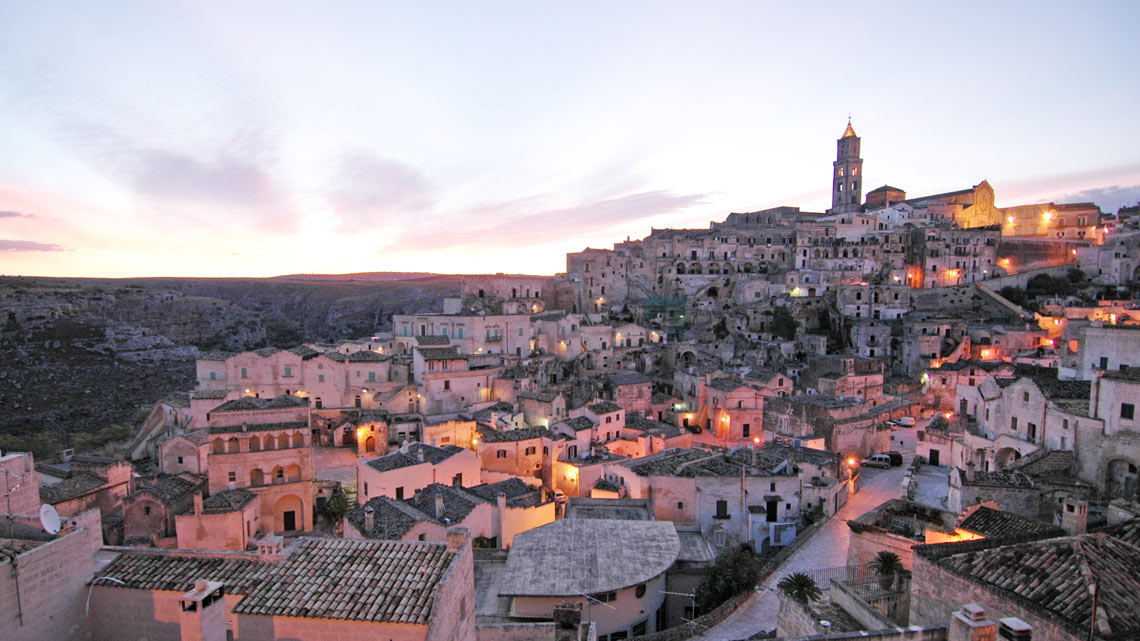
[{"xmin": 40, "ymin": 504, "xmax": 61, "ymax": 535}]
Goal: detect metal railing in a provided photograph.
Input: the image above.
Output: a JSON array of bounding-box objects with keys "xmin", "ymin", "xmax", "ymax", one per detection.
[{"xmin": 798, "ymin": 563, "xmax": 869, "ymax": 591}]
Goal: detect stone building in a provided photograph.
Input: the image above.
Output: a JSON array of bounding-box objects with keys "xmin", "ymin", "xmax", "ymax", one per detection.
[
  {"xmin": 122, "ymin": 473, "xmax": 204, "ymax": 544},
  {"xmin": 357, "ymin": 441, "xmax": 481, "ymax": 502}
]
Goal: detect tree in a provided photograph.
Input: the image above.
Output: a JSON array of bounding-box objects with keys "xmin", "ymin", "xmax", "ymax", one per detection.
[
  {"xmin": 1067, "ymin": 267, "xmax": 1086, "ymax": 284},
  {"xmin": 868, "ymin": 550, "xmax": 904, "ymax": 589},
  {"xmin": 777, "ymin": 572, "xmax": 823, "ymax": 604},
  {"xmin": 770, "ymin": 307, "xmax": 799, "ymax": 341},
  {"xmin": 324, "ymin": 493, "xmax": 349, "ymax": 522},
  {"xmin": 998, "ymin": 286, "xmax": 1028, "ymax": 307},
  {"xmin": 695, "ymin": 544, "xmax": 763, "ymax": 613}
]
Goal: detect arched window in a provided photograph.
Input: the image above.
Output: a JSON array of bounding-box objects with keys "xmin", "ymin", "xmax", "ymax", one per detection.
[
  {"xmin": 212, "ymin": 439, "xmax": 225, "ymax": 454},
  {"xmin": 250, "ymin": 469, "xmax": 265, "ymax": 486},
  {"xmin": 497, "ymin": 450, "xmax": 507, "ymax": 459},
  {"xmin": 262, "ymin": 435, "xmax": 274, "ymax": 450},
  {"xmin": 837, "ymin": 168, "xmax": 844, "ymax": 177},
  {"xmin": 226, "ymin": 437, "xmax": 240, "ymax": 453},
  {"xmin": 292, "ymin": 433, "xmax": 304, "ymax": 448},
  {"xmin": 276, "ymin": 434, "xmax": 289, "ymax": 449},
  {"xmin": 286, "ymin": 464, "xmax": 301, "ymax": 482},
  {"xmin": 249, "ymin": 437, "xmax": 260, "ymax": 451},
  {"xmin": 272, "ymin": 467, "xmax": 285, "ymax": 484}
]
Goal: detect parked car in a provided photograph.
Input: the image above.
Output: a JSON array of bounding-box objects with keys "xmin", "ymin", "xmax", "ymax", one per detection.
[
  {"xmin": 861, "ymin": 454, "xmax": 892, "ymax": 469},
  {"xmin": 887, "ymin": 451, "xmax": 904, "ymax": 466},
  {"xmin": 896, "ymin": 416, "xmax": 915, "ymax": 427}
]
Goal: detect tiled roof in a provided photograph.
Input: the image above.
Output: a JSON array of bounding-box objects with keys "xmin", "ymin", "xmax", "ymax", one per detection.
[
  {"xmin": 135, "ymin": 475, "xmax": 202, "ymax": 504},
  {"xmin": 253, "ymin": 347, "xmax": 281, "ymax": 358},
  {"xmin": 39, "ymin": 472, "xmax": 107, "ymax": 504},
  {"xmin": 477, "ymin": 426, "xmax": 552, "ymax": 443},
  {"xmin": 586, "ymin": 401, "xmax": 621, "ymax": 414},
  {"xmin": 416, "ymin": 346, "xmax": 463, "ymax": 360},
  {"xmin": 966, "ymin": 471, "xmax": 1034, "ymax": 488},
  {"xmin": 364, "ymin": 443, "xmax": 464, "ymax": 473},
  {"xmin": 201, "ymin": 489, "xmax": 257, "ymax": 514},
  {"xmin": 594, "ymin": 478, "xmax": 621, "ymax": 492},
  {"xmin": 708, "ymin": 376, "xmax": 747, "ymax": 392},
  {"xmin": 346, "ymin": 497, "xmax": 425, "ymax": 539},
  {"xmin": 95, "ymin": 552, "xmax": 270, "ymax": 594},
  {"xmin": 958, "ymin": 507, "xmax": 1065, "ymax": 539},
  {"xmin": 498, "ymin": 519, "xmax": 679, "ymax": 596},
  {"xmin": 232, "ymin": 538, "xmax": 456, "ymax": 624},
  {"xmin": 1102, "ymin": 367, "xmax": 1140, "ymax": 383},
  {"xmin": 287, "ymin": 346, "xmax": 320, "ymax": 359},
  {"xmin": 406, "ymin": 484, "xmax": 481, "ymax": 524},
  {"xmin": 415, "ymin": 335, "xmax": 451, "ymax": 345},
  {"xmin": 177, "ymin": 429, "xmax": 211, "ymax": 445},
  {"xmin": 606, "ymin": 372, "xmax": 650, "ymax": 385},
  {"xmin": 347, "ymin": 351, "xmax": 388, "ymax": 362},
  {"xmin": 191, "ymin": 389, "xmax": 229, "ymax": 400},
  {"xmin": 207, "ymin": 421, "xmax": 308, "ymax": 435},
  {"xmin": 557, "ymin": 416, "xmax": 595, "ymax": 432},
  {"xmin": 518, "ymin": 390, "xmax": 560, "ymax": 403},
  {"xmin": 931, "ymin": 533, "xmax": 1140, "ymax": 640},
  {"xmin": 464, "ymin": 478, "xmax": 545, "ymax": 508},
  {"xmin": 197, "ymin": 350, "xmax": 232, "ymax": 361}
]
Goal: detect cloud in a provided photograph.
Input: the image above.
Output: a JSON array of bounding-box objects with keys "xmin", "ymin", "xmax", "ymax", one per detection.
[
  {"xmin": 0, "ymin": 210, "xmax": 31, "ymax": 218},
  {"xmin": 328, "ymin": 151, "xmax": 435, "ymax": 229},
  {"xmin": 0, "ymin": 239, "xmax": 64, "ymax": 252},
  {"xmin": 1058, "ymin": 184, "xmax": 1140, "ymax": 213},
  {"xmin": 398, "ymin": 190, "xmax": 708, "ymax": 250}
]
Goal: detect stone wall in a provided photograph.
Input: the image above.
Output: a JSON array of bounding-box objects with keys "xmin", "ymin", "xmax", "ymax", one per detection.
[
  {"xmin": 777, "ymin": 590, "xmax": 834, "ymax": 638},
  {"xmin": 960, "ymin": 484, "xmax": 1039, "ymax": 519},
  {"xmin": 1, "ymin": 507, "xmax": 103, "ymax": 641},
  {"xmin": 847, "ymin": 527, "xmax": 917, "ymax": 570},
  {"xmin": 476, "ymin": 623, "xmax": 557, "ymax": 641},
  {"xmin": 777, "ymin": 627, "xmax": 948, "ymax": 641},
  {"xmin": 829, "ymin": 579, "xmax": 897, "ymax": 631}
]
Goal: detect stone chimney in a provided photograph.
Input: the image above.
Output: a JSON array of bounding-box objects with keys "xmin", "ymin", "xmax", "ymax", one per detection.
[
  {"xmin": 490, "ymin": 411, "xmax": 499, "ymax": 427},
  {"xmin": 998, "ymin": 617, "xmax": 1032, "ymax": 641},
  {"xmin": 434, "ymin": 493, "xmax": 445, "ymax": 520},
  {"xmin": 553, "ymin": 602, "xmax": 583, "ymax": 641},
  {"xmin": 194, "ymin": 492, "xmax": 203, "ymax": 515},
  {"xmin": 446, "ymin": 526, "xmax": 470, "ymax": 553},
  {"xmin": 1059, "ymin": 497, "xmax": 1088, "ymax": 535},
  {"xmin": 966, "ymin": 461, "xmax": 975, "ymax": 483},
  {"xmin": 949, "ymin": 603, "xmax": 996, "ymax": 641},
  {"xmin": 178, "ymin": 580, "xmax": 226, "ymax": 641},
  {"xmin": 495, "ymin": 491, "xmax": 507, "ymax": 512},
  {"xmin": 416, "ymin": 446, "xmax": 425, "ymax": 463},
  {"xmin": 363, "ymin": 505, "xmax": 375, "ymax": 533}
]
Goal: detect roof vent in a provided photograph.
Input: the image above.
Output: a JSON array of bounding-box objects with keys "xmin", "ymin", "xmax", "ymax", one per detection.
[{"xmin": 998, "ymin": 618, "xmax": 1031, "ymax": 641}]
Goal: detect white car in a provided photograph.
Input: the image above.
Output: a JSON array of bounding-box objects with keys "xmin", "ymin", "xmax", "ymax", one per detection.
[
  {"xmin": 860, "ymin": 454, "xmax": 892, "ymax": 469},
  {"xmin": 896, "ymin": 416, "xmax": 915, "ymax": 427}
]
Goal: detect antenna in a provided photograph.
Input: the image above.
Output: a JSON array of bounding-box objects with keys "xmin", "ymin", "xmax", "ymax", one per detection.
[{"xmin": 39, "ymin": 504, "xmax": 61, "ymax": 535}]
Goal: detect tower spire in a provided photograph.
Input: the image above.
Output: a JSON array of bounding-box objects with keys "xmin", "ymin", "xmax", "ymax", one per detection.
[{"xmin": 831, "ymin": 118, "xmax": 863, "ymax": 213}]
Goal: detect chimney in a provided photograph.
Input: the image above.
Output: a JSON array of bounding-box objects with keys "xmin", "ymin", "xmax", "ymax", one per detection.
[
  {"xmin": 1059, "ymin": 497, "xmax": 1088, "ymax": 535},
  {"xmin": 949, "ymin": 604, "xmax": 996, "ymax": 641},
  {"xmin": 363, "ymin": 505, "xmax": 375, "ymax": 533},
  {"xmin": 178, "ymin": 580, "xmax": 226, "ymax": 641},
  {"xmin": 553, "ymin": 602, "xmax": 583, "ymax": 641},
  {"xmin": 446, "ymin": 526, "xmax": 470, "ymax": 553},
  {"xmin": 998, "ymin": 617, "xmax": 1032, "ymax": 641},
  {"xmin": 490, "ymin": 411, "xmax": 499, "ymax": 427},
  {"xmin": 417, "ymin": 447, "xmax": 425, "ymax": 463},
  {"xmin": 434, "ymin": 493, "xmax": 445, "ymax": 520},
  {"xmin": 194, "ymin": 492, "xmax": 203, "ymax": 515},
  {"xmin": 495, "ymin": 491, "xmax": 507, "ymax": 512},
  {"xmin": 966, "ymin": 461, "xmax": 975, "ymax": 483}
]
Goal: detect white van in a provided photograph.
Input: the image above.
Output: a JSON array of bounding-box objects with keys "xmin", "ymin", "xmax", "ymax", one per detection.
[{"xmin": 896, "ymin": 416, "xmax": 915, "ymax": 427}]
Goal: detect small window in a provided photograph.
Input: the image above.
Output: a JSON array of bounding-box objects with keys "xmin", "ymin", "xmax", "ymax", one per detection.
[
  {"xmin": 770, "ymin": 482, "xmax": 776, "ymax": 492},
  {"xmin": 677, "ymin": 501, "xmax": 684, "ymax": 510},
  {"xmin": 241, "ymin": 367, "xmax": 248, "ymax": 378},
  {"xmin": 143, "ymin": 506, "xmax": 151, "ymax": 515},
  {"xmin": 715, "ymin": 499, "xmax": 729, "ymax": 519},
  {"xmin": 396, "ymin": 487, "xmax": 404, "ymax": 500},
  {"xmin": 444, "ymin": 380, "xmax": 450, "ymax": 391},
  {"xmin": 177, "ymin": 456, "xmax": 184, "ymax": 464},
  {"xmin": 1011, "ymin": 417, "xmax": 1018, "ymax": 431},
  {"xmin": 284, "ymin": 366, "xmax": 292, "ymax": 377},
  {"xmin": 228, "ymin": 471, "xmax": 236, "ymax": 482},
  {"xmin": 1122, "ymin": 403, "xmax": 1135, "ymax": 420},
  {"xmin": 318, "ymin": 374, "xmax": 325, "ymax": 383},
  {"xmin": 1022, "ymin": 391, "xmax": 1030, "ymax": 402},
  {"xmin": 635, "ymin": 583, "xmax": 647, "ymax": 598},
  {"xmin": 497, "ymin": 450, "xmax": 507, "ymax": 458}
]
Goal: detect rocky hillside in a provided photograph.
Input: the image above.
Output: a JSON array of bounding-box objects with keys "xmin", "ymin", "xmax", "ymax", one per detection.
[{"xmin": 0, "ymin": 274, "xmax": 460, "ymax": 456}]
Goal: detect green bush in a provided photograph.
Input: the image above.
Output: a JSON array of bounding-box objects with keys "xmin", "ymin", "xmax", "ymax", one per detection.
[{"xmin": 695, "ymin": 544, "xmax": 763, "ymax": 613}]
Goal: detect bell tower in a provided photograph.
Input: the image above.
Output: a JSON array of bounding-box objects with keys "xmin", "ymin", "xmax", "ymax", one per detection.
[{"xmin": 831, "ymin": 118, "xmax": 863, "ymax": 214}]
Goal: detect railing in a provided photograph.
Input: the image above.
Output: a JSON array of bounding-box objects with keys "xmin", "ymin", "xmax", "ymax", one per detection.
[{"xmin": 800, "ymin": 563, "xmax": 869, "ymax": 590}]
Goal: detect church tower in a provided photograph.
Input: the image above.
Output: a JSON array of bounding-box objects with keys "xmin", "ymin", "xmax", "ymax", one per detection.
[{"xmin": 831, "ymin": 119, "xmax": 863, "ymax": 214}]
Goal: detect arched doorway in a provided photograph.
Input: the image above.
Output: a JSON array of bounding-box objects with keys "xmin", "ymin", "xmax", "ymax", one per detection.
[
  {"xmin": 364, "ymin": 436, "xmax": 376, "ymax": 452},
  {"xmin": 274, "ymin": 494, "xmax": 304, "ymax": 533},
  {"xmin": 995, "ymin": 447, "xmax": 1022, "ymax": 470},
  {"xmin": 1105, "ymin": 458, "xmax": 1138, "ymax": 499}
]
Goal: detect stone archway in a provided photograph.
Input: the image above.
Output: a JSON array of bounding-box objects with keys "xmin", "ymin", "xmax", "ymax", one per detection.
[
  {"xmin": 678, "ymin": 350, "xmax": 696, "ymax": 369},
  {"xmin": 274, "ymin": 494, "xmax": 304, "ymax": 533},
  {"xmin": 995, "ymin": 447, "xmax": 1023, "ymax": 470},
  {"xmin": 1105, "ymin": 458, "xmax": 1139, "ymax": 500},
  {"xmin": 364, "ymin": 435, "xmax": 376, "ymax": 452}
]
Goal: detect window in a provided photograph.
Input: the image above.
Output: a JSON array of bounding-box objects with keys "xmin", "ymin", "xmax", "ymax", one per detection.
[
  {"xmin": 364, "ymin": 482, "xmax": 368, "ymax": 496},
  {"xmin": 418, "ymin": 534, "xmax": 426, "ymax": 541},
  {"xmin": 524, "ymin": 446, "xmax": 536, "ymax": 456},
  {"xmin": 770, "ymin": 482, "xmax": 776, "ymax": 492},
  {"xmin": 715, "ymin": 499, "xmax": 729, "ymax": 519},
  {"xmin": 590, "ymin": 591, "xmax": 617, "ymax": 603},
  {"xmin": 444, "ymin": 380, "xmax": 450, "ymax": 391},
  {"xmin": 635, "ymin": 583, "xmax": 647, "ymax": 598},
  {"xmin": 1011, "ymin": 417, "xmax": 1018, "ymax": 431},
  {"xmin": 396, "ymin": 487, "xmax": 404, "ymax": 500},
  {"xmin": 742, "ymin": 424, "xmax": 750, "ymax": 438},
  {"xmin": 209, "ymin": 372, "xmax": 216, "ymax": 380},
  {"xmin": 1122, "ymin": 403, "xmax": 1135, "ymax": 420},
  {"xmin": 284, "ymin": 366, "xmax": 292, "ymax": 377},
  {"xmin": 143, "ymin": 506, "xmax": 151, "ymax": 515},
  {"xmin": 368, "ymin": 371, "xmax": 376, "ymax": 382},
  {"xmin": 241, "ymin": 367, "xmax": 247, "ymax": 378},
  {"xmin": 497, "ymin": 450, "xmax": 507, "ymax": 458},
  {"xmin": 677, "ymin": 501, "xmax": 684, "ymax": 510},
  {"xmin": 228, "ymin": 472, "xmax": 236, "ymax": 483},
  {"xmin": 1101, "ymin": 356, "xmax": 1109, "ymax": 369},
  {"xmin": 177, "ymin": 456, "xmax": 184, "ymax": 464},
  {"xmin": 318, "ymin": 374, "xmax": 325, "ymax": 382}
]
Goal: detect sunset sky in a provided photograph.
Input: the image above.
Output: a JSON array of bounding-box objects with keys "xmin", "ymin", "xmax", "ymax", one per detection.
[{"xmin": 2, "ymin": 2, "xmax": 1139, "ymax": 278}]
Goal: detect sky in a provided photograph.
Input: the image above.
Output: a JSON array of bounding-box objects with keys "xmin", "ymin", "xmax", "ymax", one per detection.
[{"xmin": 2, "ymin": 2, "xmax": 1139, "ymax": 278}]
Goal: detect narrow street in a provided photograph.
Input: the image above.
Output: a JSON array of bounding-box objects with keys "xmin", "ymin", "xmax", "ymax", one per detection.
[{"xmin": 690, "ymin": 423, "xmax": 921, "ymax": 641}]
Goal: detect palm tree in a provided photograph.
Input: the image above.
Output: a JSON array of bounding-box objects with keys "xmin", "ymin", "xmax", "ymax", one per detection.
[
  {"xmin": 777, "ymin": 572, "xmax": 822, "ymax": 604},
  {"xmin": 868, "ymin": 551, "xmax": 904, "ymax": 589}
]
